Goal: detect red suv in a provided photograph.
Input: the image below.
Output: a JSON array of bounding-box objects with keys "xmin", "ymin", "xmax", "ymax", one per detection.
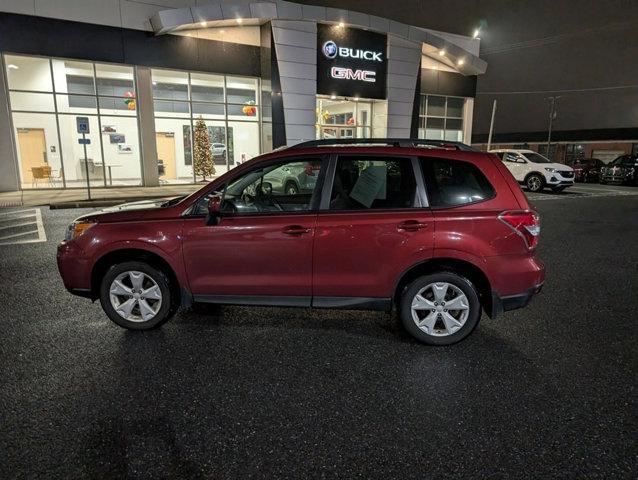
[{"xmin": 57, "ymin": 139, "xmax": 545, "ymax": 345}]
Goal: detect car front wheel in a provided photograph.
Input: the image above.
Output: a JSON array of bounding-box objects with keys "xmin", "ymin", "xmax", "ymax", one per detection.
[
  {"xmin": 400, "ymin": 272, "xmax": 481, "ymax": 346},
  {"xmin": 526, "ymin": 174, "xmax": 545, "ymax": 192},
  {"xmin": 99, "ymin": 261, "xmax": 175, "ymax": 330}
]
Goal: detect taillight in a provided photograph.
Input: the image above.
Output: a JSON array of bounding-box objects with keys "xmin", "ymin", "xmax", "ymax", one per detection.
[{"xmin": 498, "ymin": 210, "xmax": 540, "ymax": 250}]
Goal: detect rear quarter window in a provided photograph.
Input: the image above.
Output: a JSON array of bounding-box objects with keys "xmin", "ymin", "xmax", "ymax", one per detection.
[{"xmin": 420, "ymin": 157, "xmax": 496, "ymax": 208}]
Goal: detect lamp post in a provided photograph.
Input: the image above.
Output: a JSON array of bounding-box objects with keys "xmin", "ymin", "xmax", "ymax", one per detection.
[{"xmin": 546, "ymin": 96, "xmax": 560, "ymax": 160}]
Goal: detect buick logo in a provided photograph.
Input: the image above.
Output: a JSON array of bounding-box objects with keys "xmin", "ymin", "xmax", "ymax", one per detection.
[{"xmin": 322, "ymin": 40, "xmax": 338, "ymax": 59}]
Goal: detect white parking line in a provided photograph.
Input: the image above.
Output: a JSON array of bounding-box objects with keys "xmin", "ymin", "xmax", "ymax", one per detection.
[
  {"xmin": 528, "ymin": 189, "xmax": 638, "ymax": 201},
  {"xmin": 0, "ymin": 208, "xmax": 47, "ymax": 245}
]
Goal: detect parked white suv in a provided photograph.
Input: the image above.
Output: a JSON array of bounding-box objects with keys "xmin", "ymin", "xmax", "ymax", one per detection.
[{"xmin": 489, "ymin": 149, "xmax": 574, "ymax": 193}]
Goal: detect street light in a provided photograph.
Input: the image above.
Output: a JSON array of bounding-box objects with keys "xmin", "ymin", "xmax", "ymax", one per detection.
[{"xmin": 546, "ymin": 96, "xmax": 561, "ymax": 159}]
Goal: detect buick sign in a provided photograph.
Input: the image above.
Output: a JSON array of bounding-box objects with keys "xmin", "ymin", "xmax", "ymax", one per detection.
[
  {"xmin": 317, "ymin": 24, "xmax": 387, "ymax": 100},
  {"xmin": 322, "ymin": 41, "xmax": 383, "ymax": 62}
]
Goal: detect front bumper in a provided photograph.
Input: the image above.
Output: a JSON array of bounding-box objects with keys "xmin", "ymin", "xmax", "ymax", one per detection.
[
  {"xmin": 601, "ymin": 173, "xmax": 631, "ymax": 183},
  {"xmin": 57, "ymin": 240, "xmax": 92, "ymax": 295},
  {"xmin": 546, "ymin": 173, "xmax": 574, "ymax": 186}
]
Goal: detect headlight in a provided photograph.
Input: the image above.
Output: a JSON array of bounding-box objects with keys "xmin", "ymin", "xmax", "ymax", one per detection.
[
  {"xmin": 545, "ymin": 168, "xmax": 556, "ymax": 173},
  {"xmin": 65, "ymin": 221, "xmax": 96, "ymax": 241}
]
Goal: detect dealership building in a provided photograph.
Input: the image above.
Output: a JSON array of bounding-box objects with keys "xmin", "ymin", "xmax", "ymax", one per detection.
[{"xmin": 0, "ymin": 0, "xmax": 485, "ymax": 192}]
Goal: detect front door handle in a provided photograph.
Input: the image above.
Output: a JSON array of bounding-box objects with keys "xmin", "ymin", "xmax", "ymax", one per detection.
[
  {"xmin": 282, "ymin": 225, "xmax": 311, "ymax": 235},
  {"xmin": 397, "ymin": 220, "xmax": 427, "ymax": 232}
]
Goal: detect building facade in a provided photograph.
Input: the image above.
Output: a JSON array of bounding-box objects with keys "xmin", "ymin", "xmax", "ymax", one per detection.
[{"xmin": 0, "ymin": 0, "xmax": 484, "ymax": 192}]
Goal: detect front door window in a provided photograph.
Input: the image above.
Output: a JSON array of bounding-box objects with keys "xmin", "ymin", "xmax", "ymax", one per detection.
[{"xmin": 222, "ymin": 158, "xmax": 323, "ymax": 214}]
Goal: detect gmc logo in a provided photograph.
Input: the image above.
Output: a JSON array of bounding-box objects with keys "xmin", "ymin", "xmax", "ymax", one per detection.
[{"xmin": 330, "ymin": 66, "xmax": 376, "ymax": 83}]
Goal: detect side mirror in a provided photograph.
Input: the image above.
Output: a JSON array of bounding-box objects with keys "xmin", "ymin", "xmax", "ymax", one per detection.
[
  {"xmin": 205, "ymin": 195, "xmax": 222, "ymax": 226},
  {"xmin": 261, "ymin": 181, "xmax": 273, "ymax": 196}
]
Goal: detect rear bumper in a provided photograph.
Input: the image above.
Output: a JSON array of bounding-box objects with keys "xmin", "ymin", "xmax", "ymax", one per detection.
[
  {"xmin": 491, "ymin": 283, "xmax": 543, "ymax": 318},
  {"xmin": 485, "ymin": 253, "xmax": 545, "ymax": 318}
]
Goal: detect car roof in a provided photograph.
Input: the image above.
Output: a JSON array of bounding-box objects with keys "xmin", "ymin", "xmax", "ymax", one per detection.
[
  {"xmin": 256, "ymin": 145, "xmax": 493, "ymax": 163},
  {"xmin": 489, "ymin": 149, "xmax": 535, "ymax": 154}
]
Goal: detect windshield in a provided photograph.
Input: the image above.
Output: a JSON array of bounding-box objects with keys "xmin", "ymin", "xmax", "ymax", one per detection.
[{"xmin": 524, "ymin": 152, "xmax": 552, "ymax": 164}]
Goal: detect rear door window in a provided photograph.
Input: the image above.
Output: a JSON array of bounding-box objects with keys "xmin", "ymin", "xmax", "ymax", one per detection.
[
  {"xmin": 329, "ymin": 156, "xmax": 418, "ymax": 210},
  {"xmin": 420, "ymin": 157, "xmax": 496, "ymax": 208}
]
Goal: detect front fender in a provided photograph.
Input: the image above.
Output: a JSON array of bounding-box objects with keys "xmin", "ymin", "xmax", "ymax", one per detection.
[{"xmin": 74, "ymin": 219, "xmax": 188, "ymax": 289}]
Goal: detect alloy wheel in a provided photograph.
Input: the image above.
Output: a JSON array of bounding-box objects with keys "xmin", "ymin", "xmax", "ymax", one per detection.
[
  {"xmin": 527, "ymin": 176, "xmax": 542, "ymax": 192},
  {"xmin": 109, "ymin": 271, "xmax": 162, "ymax": 322},
  {"xmin": 410, "ymin": 282, "xmax": 470, "ymax": 337}
]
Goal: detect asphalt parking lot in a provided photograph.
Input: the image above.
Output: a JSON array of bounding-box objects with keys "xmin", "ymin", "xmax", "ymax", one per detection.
[{"xmin": 1, "ymin": 184, "xmax": 637, "ymax": 479}]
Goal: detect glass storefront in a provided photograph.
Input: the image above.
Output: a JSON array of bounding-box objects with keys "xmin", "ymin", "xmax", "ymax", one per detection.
[
  {"xmin": 418, "ymin": 95, "xmax": 465, "ymax": 142},
  {"xmin": 2, "ymin": 53, "xmax": 265, "ymax": 189},
  {"xmin": 152, "ymin": 69, "xmax": 262, "ymax": 184},
  {"xmin": 4, "ymin": 54, "xmax": 142, "ymax": 189}
]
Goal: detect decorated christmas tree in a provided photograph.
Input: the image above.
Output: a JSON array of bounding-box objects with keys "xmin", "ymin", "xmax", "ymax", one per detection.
[{"xmin": 193, "ymin": 117, "xmax": 215, "ymax": 181}]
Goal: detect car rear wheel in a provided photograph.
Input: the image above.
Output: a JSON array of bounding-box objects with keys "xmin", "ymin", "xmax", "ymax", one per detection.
[
  {"xmin": 526, "ymin": 174, "xmax": 545, "ymax": 192},
  {"xmin": 99, "ymin": 261, "xmax": 175, "ymax": 330},
  {"xmin": 400, "ymin": 272, "xmax": 481, "ymax": 346}
]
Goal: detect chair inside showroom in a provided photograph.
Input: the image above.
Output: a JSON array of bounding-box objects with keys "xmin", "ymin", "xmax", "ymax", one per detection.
[{"xmin": 31, "ymin": 166, "xmax": 54, "ymax": 187}]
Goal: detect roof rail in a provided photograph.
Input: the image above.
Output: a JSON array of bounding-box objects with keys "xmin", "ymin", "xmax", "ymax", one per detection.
[{"xmin": 288, "ymin": 138, "xmax": 478, "ymax": 152}]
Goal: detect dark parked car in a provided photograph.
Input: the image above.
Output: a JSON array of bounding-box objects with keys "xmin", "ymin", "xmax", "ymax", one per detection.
[
  {"xmin": 58, "ymin": 138, "xmax": 545, "ymax": 346},
  {"xmin": 600, "ymin": 154, "xmax": 638, "ymax": 185},
  {"xmin": 572, "ymin": 158, "xmax": 604, "ymax": 183}
]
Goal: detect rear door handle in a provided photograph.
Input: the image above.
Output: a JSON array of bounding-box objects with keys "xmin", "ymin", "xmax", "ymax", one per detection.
[
  {"xmin": 282, "ymin": 225, "xmax": 311, "ymax": 235},
  {"xmin": 397, "ymin": 220, "xmax": 427, "ymax": 232}
]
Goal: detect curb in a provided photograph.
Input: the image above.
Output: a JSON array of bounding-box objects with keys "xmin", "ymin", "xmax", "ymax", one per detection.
[{"xmin": 49, "ymin": 195, "xmax": 172, "ymax": 210}]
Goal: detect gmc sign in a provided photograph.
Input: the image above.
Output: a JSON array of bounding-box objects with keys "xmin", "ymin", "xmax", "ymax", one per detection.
[{"xmin": 330, "ymin": 66, "xmax": 376, "ymax": 83}]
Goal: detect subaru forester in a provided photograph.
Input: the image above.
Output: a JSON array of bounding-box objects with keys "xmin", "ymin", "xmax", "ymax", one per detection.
[{"xmin": 58, "ymin": 139, "xmax": 545, "ymax": 345}]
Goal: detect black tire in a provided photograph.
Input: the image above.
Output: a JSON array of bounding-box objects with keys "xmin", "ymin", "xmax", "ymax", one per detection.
[
  {"xmin": 525, "ymin": 173, "xmax": 545, "ymax": 193},
  {"xmin": 99, "ymin": 261, "xmax": 175, "ymax": 330},
  {"xmin": 551, "ymin": 186, "xmax": 567, "ymax": 193},
  {"xmin": 399, "ymin": 272, "xmax": 481, "ymax": 346},
  {"xmin": 285, "ymin": 181, "xmax": 299, "ymax": 195}
]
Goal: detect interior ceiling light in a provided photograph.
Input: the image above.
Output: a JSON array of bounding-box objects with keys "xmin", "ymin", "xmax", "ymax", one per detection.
[
  {"xmin": 200, "ymin": 21, "xmax": 206, "ymax": 27},
  {"xmin": 236, "ymin": 18, "xmax": 243, "ymax": 24},
  {"xmin": 438, "ymin": 50, "xmax": 446, "ymax": 56},
  {"xmin": 330, "ymin": 94, "xmax": 336, "ymax": 99},
  {"xmin": 473, "ymin": 28, "xmax": 480, "ymax": 39},
  {"xmin": 8, "ymin": 64, "xmax": 18, "ymax": 69},
  {"xmin": 457, "ymin": 58, "xmax": 465, "ymax": 66},
  {"xmin": 338, "ymin": 22, "xmax": 345, "ymax": 28}
]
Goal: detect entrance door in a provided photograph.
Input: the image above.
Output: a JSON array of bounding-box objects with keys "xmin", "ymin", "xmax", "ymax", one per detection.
[
  {"xmin": 321, "ymin": 127, "xmax": 355, "ymax": 139},
  {"xmin": 17, "ymin": 128, "xmax": 47, "ymax": 184},
  {"xmin": 155, "ymin": 133, "xmax": 177, "ymax": 180}
]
